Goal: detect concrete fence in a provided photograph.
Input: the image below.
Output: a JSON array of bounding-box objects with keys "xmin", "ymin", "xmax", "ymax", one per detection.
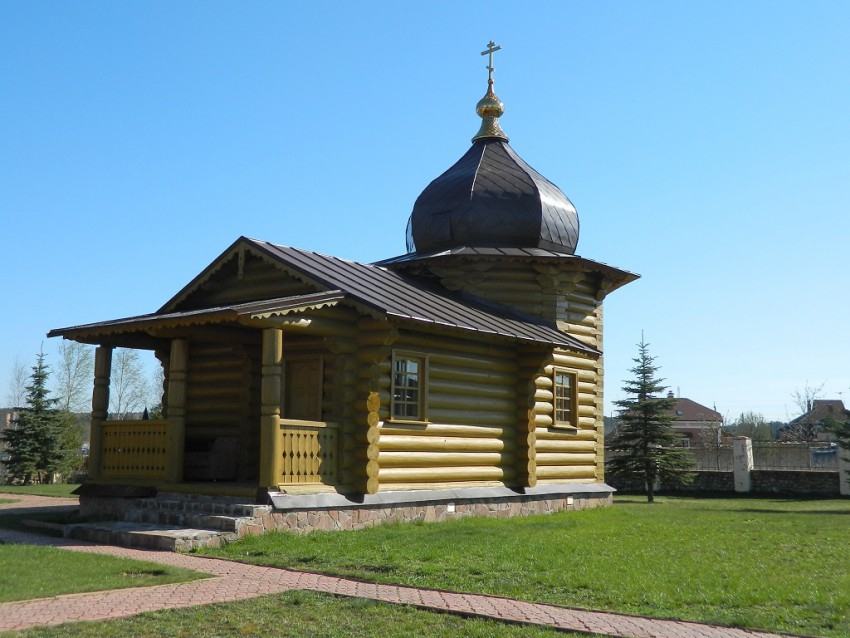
[{"xmin": 606, "ymin": 438, "xmax": 850, "ymax": 497}]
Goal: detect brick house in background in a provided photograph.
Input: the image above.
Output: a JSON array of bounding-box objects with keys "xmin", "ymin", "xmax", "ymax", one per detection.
[
  {"xmin": 785, "ymin": 399, "xmax": 847, "ymax": 442},
  {"xmin": 663, "ymin": 392, "xmax": 723, "ymax": 446}
]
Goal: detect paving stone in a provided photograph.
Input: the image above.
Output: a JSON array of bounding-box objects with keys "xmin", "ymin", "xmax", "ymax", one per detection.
[{"xmin": 0, "ymin": 495, "xmax": 815, "ymax": 638}]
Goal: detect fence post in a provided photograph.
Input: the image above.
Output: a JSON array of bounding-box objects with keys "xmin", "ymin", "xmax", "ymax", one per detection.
[
  {"xmin": 838, "ymin": 445, "xmax": 850, "ymax": 497},
  {"xmin": 732, "ymin": 437, "xmax": 753, "ymax": 493}
]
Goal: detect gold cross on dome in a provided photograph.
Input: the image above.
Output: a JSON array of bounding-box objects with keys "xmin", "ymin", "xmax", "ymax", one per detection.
[{"xmin": 481, "ymin": 40, "xmax": 501, "ymax": 85}]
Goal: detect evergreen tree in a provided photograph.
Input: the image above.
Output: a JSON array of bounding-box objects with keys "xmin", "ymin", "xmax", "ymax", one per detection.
[
  {"xmin": 606, "ymin": 337, "xmax": 694, "ymax": 502},
  {"xmin": 1, "ymin": 353, "xmax": 64, "ymax": 484},
  {"xmin": 827, "ymin": 409, "xmax": 850, "ymax": 489}
]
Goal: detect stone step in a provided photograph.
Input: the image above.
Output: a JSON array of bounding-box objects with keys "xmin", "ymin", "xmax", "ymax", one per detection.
[
  {"xmin": 64, "ymin": 520, "xmax": 238, "ymax": 552},
  {"xmin": 124, "ymin": 509, "xmax": 241, "ymax": 532},
  {"xmin": 131, "ymin": 497, "xmax": 270, "ymax": 519}
]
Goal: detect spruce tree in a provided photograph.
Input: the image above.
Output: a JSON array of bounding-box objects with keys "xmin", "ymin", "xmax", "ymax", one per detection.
[
  {"xmin": 827, "ymin": 410, "xmax": 850, "ymax": 489},
  {"xmin": 1, "ymin": 353, "xmax": 64, "ymax": 484},
  {"xmin": 606, "ymin": 337, "xmax": 694, "ymax": 502}
]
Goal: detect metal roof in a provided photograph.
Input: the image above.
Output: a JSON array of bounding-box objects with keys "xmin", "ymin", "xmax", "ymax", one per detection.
[
  {"xmin": 375, "ymin": 245, "xmax": 640, "ymax": 293},
  {"xmin": 48, "ymin": 291, "xmax": 346, "ymax": 339},
  {"xmin": 249, "ymin": 239, "xmax": 597, "ymax": 353},
  {"xmin": 50, "ymin": 238, "xmax": 598, "ymax": 354},
  {"xmin": 405, "ymin": 139, "xmax": 579, "ymax": 255}
]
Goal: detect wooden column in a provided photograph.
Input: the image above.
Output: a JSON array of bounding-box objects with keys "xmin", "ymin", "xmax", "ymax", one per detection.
[
  {"xmin": 88, "ymin": 346, "xmax": 112, "ymax": 481},
  {"xmin": 166, "ymin": 339, "xmax": 188, "ymax": 483},
  {"xmin": 259, "ymin": 328, "xmax": 283, "ymax": 490}
]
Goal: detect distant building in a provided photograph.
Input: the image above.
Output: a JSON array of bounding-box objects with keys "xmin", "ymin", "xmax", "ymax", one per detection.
[
  {"xmin": 785, "ymin": 399, "xmax": 847, "ymax": 442},
  {"xmin": 663, "ymin": 392, "xmax": 723, "ymax": 446}
]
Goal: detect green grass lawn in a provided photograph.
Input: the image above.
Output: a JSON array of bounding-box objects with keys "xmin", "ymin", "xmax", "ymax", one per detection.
[
  {"xmin": 0, "ymin": 484, "xmax": 79, "ymax": 498},
  {"xmin": 198, "ymin": 495, "xmax": 850, "ymax": 637},
  {"xmin": 0, "ymin": 544, "xmax": 204, "ymax": 602},
  {"xmin": 3, "ymin": 590, "xmax": 578, "ymax": 638}
]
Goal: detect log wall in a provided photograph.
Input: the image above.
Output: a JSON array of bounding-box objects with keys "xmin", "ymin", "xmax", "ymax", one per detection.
[
  {"xmin": 375, "ymin": 332, "xmax": 519, "ymax": 492},
  {"xmin": 399, "ymin": 258, "xmax": 607, "ymax": 488},
  {"xmin": 425, "ymin": 260, "xmax": 603, "ymax": 350},
  {"xmin": 532, "ymin": 349, "xmax": 602, "ymax": 483}
]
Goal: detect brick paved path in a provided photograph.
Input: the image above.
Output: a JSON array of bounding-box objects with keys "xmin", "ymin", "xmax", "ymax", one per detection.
[{"xmin": 0, "ymin": 495, "xmax": 810, "ymax": 637}]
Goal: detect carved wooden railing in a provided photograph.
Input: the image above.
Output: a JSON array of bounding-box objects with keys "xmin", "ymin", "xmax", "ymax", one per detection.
[
  {"xmin": 100, "ymin": 419, "xmax": 169, "ymax": 480},
  {"xmin": 279, "ymin": 420, "xmax": 338, "ymax": 485}
]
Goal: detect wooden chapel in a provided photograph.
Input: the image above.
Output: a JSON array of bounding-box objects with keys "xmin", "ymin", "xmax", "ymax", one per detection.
[{"xmin": 50, "ymin": 43, "xmax": 637, "ymax": 527}]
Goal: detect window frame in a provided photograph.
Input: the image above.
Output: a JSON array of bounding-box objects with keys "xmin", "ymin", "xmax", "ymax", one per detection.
[
  {"xmin": 390, "ymin": 350, "xmax": 429, "ymax": 423},
  {"xmin": 552, "ymin": 367, "xmax": 578, "ymax": 429}
]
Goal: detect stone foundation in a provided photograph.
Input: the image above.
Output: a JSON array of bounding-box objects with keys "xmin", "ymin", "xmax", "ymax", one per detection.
[
  {"xmin": 77, "ymin": 483, "xmax": 614, "ymax": 542},
  {"xmin": 258, "ymin": 486, "xmax": 613, "ymax": 535}
]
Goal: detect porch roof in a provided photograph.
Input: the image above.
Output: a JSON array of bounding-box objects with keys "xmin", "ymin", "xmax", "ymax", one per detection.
[{"xmin": 47, "ymin": 291, "xmax": 346, "ymax": 340}]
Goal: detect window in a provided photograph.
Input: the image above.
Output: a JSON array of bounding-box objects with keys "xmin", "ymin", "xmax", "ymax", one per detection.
[
  {"xmin": 553, "ymin": 368, "xmax": 578, "ymax": 428},
  {"xmin": 392, "ymin": 352, "xmax": 427, "ymax": 421}
]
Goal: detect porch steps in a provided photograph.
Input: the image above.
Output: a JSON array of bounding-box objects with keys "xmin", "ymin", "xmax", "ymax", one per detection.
[{"xmin": 66, "ymin": 492, "xmax": 273, "ymax": 551}]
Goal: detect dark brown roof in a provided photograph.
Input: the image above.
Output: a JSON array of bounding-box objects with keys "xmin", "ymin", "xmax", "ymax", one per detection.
[
  {"xmin": 249, "ymin": 239, "xmax": 596, "ymax": 352},
  {"xmin": 405, "ymin": 139, "xmax": 579, "ymax": 255},
  {"xmin": 666, "ymin": 398, "xmax": 722, "ymax": 423},
  {"xmin": 48, "ymin": 291, "xmax": 346, "ymax": 339},
  {"xmin": 789, "ymin": 399, "xmax": 847, "ymax": 425},
  {"xmin": 51, "ymin": 237, "xmax": 598, "ymax": 354},
  {"xmin": 375, "ymin": 246, "xmax": 639, "ymax": 295}
]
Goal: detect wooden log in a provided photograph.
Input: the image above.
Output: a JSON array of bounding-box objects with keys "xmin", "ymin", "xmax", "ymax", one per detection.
[
  {"xmin": 378, "ymin": 435, "xmax": 512, "ymax": 452},
  {"xmin": 535, "ymin": 426, "xmax": 597, "ymax": 440},
  {"xmin": 185, "ymin": 386, "xmax": 243, "ymax": 400},
  {"xmin": 427, "ymin": 365, "xmax": 517, "ymax": 385},
  {"xmin": 535, "ymin": 465, "xmax": 597, "ymax": 480},
  {"xmin": 427, "ymin": 353, "xmax": 516, "ymax": 373},
  {"xmin": 532, "ymin": 413, "xmax": 554, "ymax": 428},
  {"xmin": 356, "ymin": 389, "xmax": 391, "ymax": 413},
  {"xmin": 424, "ymin": 409, "xmax": 517, "ymax": 426},
  {"xmin": 378, "ymin": 422, "xmax": 506, "ymax": 438},
  {"xmin": 535, "ymin": 452, "xmax": 597, "ymax": 466},
  {"xmin": 532, "ymin": 401, "xmax": 553, "ymax": 415},
  {"xmin": 355, "ymin": 346, "xmax": 392, "ymax": 365},
  {"xmin": 535, "ymin": 439, "xmax": 597, "ymax": 453},
  {"xmin": 357, "ymin": 318, "xmax": 397, "ymax": 332},
  {"xmin": 535, "ymin": 375, "xmax": 553, "ymax": 389},
  {"xmin": 377, "ymin": 466, "xmax": 516, "ymax": 483},
  {"xmin": 428, "ymin": 395, "xmax": 515, "ymax": 411},
  {"xmin": 534, "ymin": 388, "xmax": 554, "ymax": 402},
  {"xmin": 377, "ymin": 451, "xmax": 512, "ymax": 467},
  {"xmin": 359, "ymin": 328, "xmax": 400, "ymax": 346},
  {"xmin": 399, "ymin": 334, "xmax": 515, "ymax": 359},
  {"xmin": 429, "ymin": 379, "xmax": 516, "ymax": 399},
  {"xmin": 551, "ymin": 355, "xmax": 599, "ymax": 372}
]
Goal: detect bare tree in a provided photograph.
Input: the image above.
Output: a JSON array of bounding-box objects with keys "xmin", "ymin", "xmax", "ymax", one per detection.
[
  {"xmin": 54, "ymin": 342, "xmax": 94, "ymax": 413},
  {"xmin": 791, "ymin": 381, "xmax": 825, "ymax": 417},
  {"xmin": 697, "ymin": 414, "xmax": 727, "ymax": 469},
  {"xmin": 6, "ymin": 356, "xmax": 29, "ymax": 408},
  {"xmin": 148, "ymin": 362, "xmax": 166, "ymax": 418},
  {"xmin": 109, "ymin": 349, "xmax": 149, "ymax": 420}
]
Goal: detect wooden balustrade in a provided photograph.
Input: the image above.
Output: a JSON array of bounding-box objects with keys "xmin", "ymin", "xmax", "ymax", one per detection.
[
  {"xmin": 279, "ymin": 420, "xmax": 338, "ymax": 485},
  {"xmin": 100, "ymin": 420, "xmax": 169, "ymax": 479}
]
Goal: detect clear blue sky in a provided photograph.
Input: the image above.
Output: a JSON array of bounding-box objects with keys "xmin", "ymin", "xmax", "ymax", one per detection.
[{"xmin": 2, "ymin": 1, "xmax": 848, "ymax": 422}]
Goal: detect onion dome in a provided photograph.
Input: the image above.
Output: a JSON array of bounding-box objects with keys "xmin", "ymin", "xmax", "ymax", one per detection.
[{"xmin": 406, "ymin": 42, "xmax": 579, "ymax": 255}]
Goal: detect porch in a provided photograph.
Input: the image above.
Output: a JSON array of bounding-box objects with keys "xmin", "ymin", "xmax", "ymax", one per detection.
[{"xmin": 89, "ymin": 417, "xmax": 339, "ymax": 497}]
